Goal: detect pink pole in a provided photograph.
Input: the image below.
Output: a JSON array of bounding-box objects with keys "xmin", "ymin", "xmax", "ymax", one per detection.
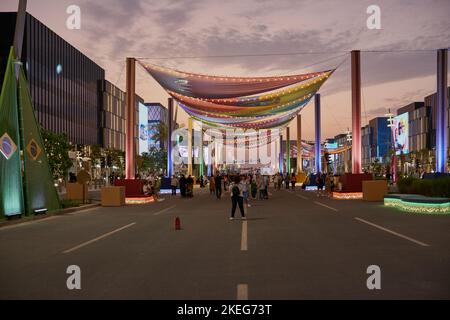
[
  {"xmin": 125, "ymin": 57, "xmax": 136, "ymax": 179},
  {"xmin": 351, "ymin": 50, "xmax": 362, "ymax": 174}
]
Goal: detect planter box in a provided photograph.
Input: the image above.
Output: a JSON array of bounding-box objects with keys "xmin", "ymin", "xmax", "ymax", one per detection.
[
  {"xmin": 66, "ymin": 183, "xmax": 88, "ymax": 201},
  {"xmin": 101, "ymin": 186, "xmax": 125, "ymax": 207},
  {"xmin": 363, "ymin": 180, "xmax": 387, "ymax": 202}
]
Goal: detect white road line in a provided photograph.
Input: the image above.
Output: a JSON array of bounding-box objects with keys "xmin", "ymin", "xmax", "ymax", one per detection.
[
  {"xmin": 241, "ymin": 220, "xmax": 248, "ymax": 251},
  {"xmin": 296, "ymin": 194, "xmax": 309, "ymax": 200},
  {"xmin": 355, "ymin": 217, "xmax": 430, "ymax": 247},
  {"xmin": 153, "ymin": 205, "xmax": 176, "ymax": 216},
  {"xmin": 62, "ymin": 222, "xmax": 136, "ymax": 254},
  {"xmin": 0, "ymin": 207, "xmax": 101, "ymax": 230},
  {"xmin": 0, "ymin": 216, "xmax": 61, "ymax": 231},
  {"xmin": 67, "ymin": 207, "xmax": 100, "ymax": 215},
  {"xmin": 237, "ymin": 284, "xmax": 248, "ymax": 300},
  {"xmin": 314, "ymin": 201, "xmax": 339, "ymax": 212}
]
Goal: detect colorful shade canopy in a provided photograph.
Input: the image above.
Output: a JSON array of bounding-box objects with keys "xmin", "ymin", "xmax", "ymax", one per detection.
[{"xmin": 139, "ymin": 61, "xmax": 334, "ymax": 129}]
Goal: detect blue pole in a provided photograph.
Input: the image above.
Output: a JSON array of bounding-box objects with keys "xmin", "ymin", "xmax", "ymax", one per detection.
[
  {"xmin": 167, "ymin": 98, "xmax": 173, "ymax": 177},
  {"xmin": 436, "ymin": 49, "xmax": 448, "ymax": 173},
  {"xmin": 315, "ymin": 94, "xmax": 322, "ymax": 173}
]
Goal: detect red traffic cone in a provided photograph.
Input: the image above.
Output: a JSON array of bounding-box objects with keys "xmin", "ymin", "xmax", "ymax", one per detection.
[{"xmin": 175, "ymin": 217, "xmax": 181, "ymax": 230}]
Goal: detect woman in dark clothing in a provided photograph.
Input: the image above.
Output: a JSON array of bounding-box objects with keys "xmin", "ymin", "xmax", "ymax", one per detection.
[{"xmin": 179, "ymin": 175, "xmax": 187, "ymax": 197}]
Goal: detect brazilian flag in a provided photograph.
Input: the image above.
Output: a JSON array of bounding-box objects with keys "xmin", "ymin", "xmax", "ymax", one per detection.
[
  {"xmin": 18, "ymin": 63, "xmax": 60, "ymax": 215},
  {"xmin": 0, "ymin": 48, "xmax": 24, "ymax": 217}
]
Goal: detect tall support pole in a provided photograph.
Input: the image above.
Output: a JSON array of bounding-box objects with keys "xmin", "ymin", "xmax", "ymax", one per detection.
[
  {"xmin": 188, "ymin": 118, "xmax": 193, "ymax": 176},
  {"xmin": 125, "ymin": 57, "xmax": 136, "ymax": 179},
  {"xmin": 286, "ymin": 127, "xmax": 290, "ymax": 174},
  {"xmin": 13, "ymin": 0, "xmax": 27, "ymax": 67},
  {"xmin": 233, "ymin": 135, "xmax": 238, "ymax": 165},
  {"xmin": 436, "ymin": 49, "xmax": 448, "ymax": 173},
  {"xmin": 297, "ymin": 115, "xmax": 302, "ymax": 173},
  {"xmin": 167, "ymin": 98, "xmax": 173, "ymax": 177},
  {"xmin": 315, "ymin": 94, "xmax": 322, "ymax": 173},
  {"xmin": 267, "ymin": 129, "xmax": 271, "ymax": 158},
  {"xmin": 222, "ymin": 130, "xmax": 226, "ymax": 171},
  {"xmin": 351, "ymin": 50, "xmax": 362, "ymax": 174},
  {"xmin": 257, "ymin": 130, "xmax": 260, "ymax": 164},
  {"xmin": 245, "ymin": 134, "xmax": 249, "ymax": 165},
  {"xmin": 279, "ymin": 134, "xmax": 284, "ymax": 174},
  {"xmin": 199, "ymin": 129, "xmax": 204, "ymax": 177}
]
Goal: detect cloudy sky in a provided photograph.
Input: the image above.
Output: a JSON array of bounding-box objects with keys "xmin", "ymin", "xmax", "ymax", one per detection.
[{"xmin": 1, "ymin": 0, "xmax": 449, "ymax": 140}]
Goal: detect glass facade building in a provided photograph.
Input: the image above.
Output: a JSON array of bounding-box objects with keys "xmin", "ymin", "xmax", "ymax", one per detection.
[
  {"xmin": 98, "ymin": 79, "xmax": 144, "ymax": 152},
  {"xmin": 98, "ymin": 80, "xmax": 126, "ymax": 151},
  {"xmin": 145, "ymin": 102, "xmax": 168, "ymax": 150},
  {"xmin": 0, "ymin": 12, "xmax": 105, "ymax": 145},
  {"xmin": 362, "ymin": 117, "xmax": 391, "ymax": 168}
]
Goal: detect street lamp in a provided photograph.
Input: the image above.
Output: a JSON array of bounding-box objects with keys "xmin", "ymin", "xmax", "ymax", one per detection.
[{"xmin": 385, "ymin": 109, "xmax": 396, "ymax": 182}]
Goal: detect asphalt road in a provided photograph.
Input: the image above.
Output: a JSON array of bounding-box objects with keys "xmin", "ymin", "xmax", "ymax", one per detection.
[{"xmin": 0, "ymin": 187, "xmax": 449, "ymax": 299}]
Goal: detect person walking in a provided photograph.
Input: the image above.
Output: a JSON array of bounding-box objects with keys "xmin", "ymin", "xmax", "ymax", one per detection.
[
  {"xmin": 209, "ymin": 176, "xmax": 216, "ymax": 195},
  {"xmin": 290, "ymin": 173, "xmax": 297, "ymax": 191},
  {"xmin": 170, "ymin": 175, "xmax": 178, "ymax": 196},
  {"xmin": 242, "ymin": 175, "xmax": 251, "ymax": 207},
  {"xmin": 179, "ymin": 175, "xmax": 186, "ymax": 198},
  {"xmin": 316, "ymin": 172, "xmax": 324, "ymax": 197},
  {"xmin": 186, "ymin": 175, "xmax": 194, "ymax": 198},
  {"xmin": 215, "ymin": 174, "xmax": 223, "ymax": 199},
  {"xmin": 230, "ymin": 176, "xmax": 246, "ymax": 220},
  {"xmin": 284, "ymin": 174, "xmax": 290, "ymax": 190}
]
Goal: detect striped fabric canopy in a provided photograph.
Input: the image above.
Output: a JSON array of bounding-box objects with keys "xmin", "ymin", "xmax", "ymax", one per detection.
[{"xmin": 139, "ymin": 62, "xmax": 334, "ymax": 129}]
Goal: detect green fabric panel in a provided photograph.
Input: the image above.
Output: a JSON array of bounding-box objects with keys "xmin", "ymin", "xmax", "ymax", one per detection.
[
  {"xmin": 18, "ymin": 66, "xmax": 60, "ymax": 214},
  {"xmin": 0, "ymin": 48, "xmax": 24, "ymax": 217}
]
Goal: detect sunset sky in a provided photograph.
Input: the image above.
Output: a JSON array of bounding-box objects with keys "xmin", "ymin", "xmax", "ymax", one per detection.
[{"xmin": 1, "ymin": 0, "xmax": 449, "ymax": 140}]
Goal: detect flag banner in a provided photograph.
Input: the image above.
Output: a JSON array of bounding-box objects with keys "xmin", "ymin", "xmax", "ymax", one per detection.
[
  {"xmin": 0, "ymin": 47, "xmax": 24, "ymax": 217},
  {"xmin": 139, "ymin": 62, "xmax": 334, "ymax": 129},
  {"xmin": 18, "ymin": 66, "xmax": 60, "ymax": 215}
]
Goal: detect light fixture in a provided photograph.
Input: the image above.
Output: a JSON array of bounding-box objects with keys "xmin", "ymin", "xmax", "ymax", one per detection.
[{"xmin": 34, "ymin": 208, "xmax": 48, "ymax": 215}]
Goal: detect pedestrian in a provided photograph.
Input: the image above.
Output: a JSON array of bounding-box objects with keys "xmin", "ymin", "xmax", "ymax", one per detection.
[
  {"xmin": 229, "ymin": 176, "xmax": 246, "ymax": 220},
  {"xmin": 263, "ymin": 175, "xmax": 269, "ymax": 199},
  {"xmin": 179, "ymin": 175, "xmax": 187, "ymax": 197},
  {"xmin": 316, "ymin": 172, "xmax": 324, "ymax": 196},
  {"xmin": 215, "ymin": 174, "xmax": 223, "ymax": 199},
  {"xmin": 170, "ymin": 175, "xmax": 178, "ymax": 196},
  {"xmin": 242, "ymin": 175, "xmax": 251, "ymax": 207},
  {"xmin": 209, "ymin": 176, "xmax": 216, "ymax": 195},
  {"xmin": 251, "ymin": 177, "xmax": 257, "ymax": 199},
  {"xmin": 290, "ymin": 173, "xmax": 296, "ymax": 191},
  {"xmin": 186, "ymin": 175, "xmax": 194, "ymax": 198},
  {"xmin": 284, "ymin": 174, "xmax": 290, "ymax": 189}
]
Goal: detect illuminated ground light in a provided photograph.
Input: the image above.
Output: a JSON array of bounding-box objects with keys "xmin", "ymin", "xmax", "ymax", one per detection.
[
  {"xmin": 159, "ymin": 189, "xmax": 176, "ymax": 195},
  {"xmin": 305, "ymin": 186, "xmax": 318, "ymax": 191},
  {"xmin": 125, "ymin": 197, "xmax": 155, "ymax": 205},
  {"xmin": 384, "ymin": 196, "xmax": 450, "ymax": 214},
  {"xmin": 332, "ymin": 192, "xmax": 363, "ymax": 200}
]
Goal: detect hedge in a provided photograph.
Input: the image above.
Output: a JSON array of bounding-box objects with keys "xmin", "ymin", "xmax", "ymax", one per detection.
[{"xmin": 397, "ymin": 177, "xmax": 450, "ymax": 198}]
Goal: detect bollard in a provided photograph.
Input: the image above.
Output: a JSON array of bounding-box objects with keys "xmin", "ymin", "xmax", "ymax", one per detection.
[{"xmin": 175, "ymin": 217, "xmax": 181, "ymax": 230}]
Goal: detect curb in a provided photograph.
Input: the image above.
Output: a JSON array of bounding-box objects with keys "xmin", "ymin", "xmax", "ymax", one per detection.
[{"xmin": 0, "ymin": 202, "xmax": 101, "ymax": 229}]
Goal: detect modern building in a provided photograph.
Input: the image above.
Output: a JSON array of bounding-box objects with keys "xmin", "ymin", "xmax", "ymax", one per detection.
[
  {"xmin": 424, "ymin": 88, "xmax": 450, "ymax": 151},
  {"xmin": 362, "ymin": 117, "xmax": 391, "ymax": 168},
  {"xmin": 98, "ymin": 80, "xmax": 126, "ymax": 151},
  {"xmin": 145, "ymin": 102, "xmax": 168, "ymax": 150},
  {"xmin": 0, "ymin": 12, "xmax": 105, "ymax": 146},
  {"xmin": 333, "ymin": 133, "xmax": 350, "ymax": 173},
  {"xmin": 397, "ymin": 102, "xmax": 429, "ymax": 153}
]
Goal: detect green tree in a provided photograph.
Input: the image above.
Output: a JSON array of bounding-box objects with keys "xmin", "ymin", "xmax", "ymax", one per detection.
[
  {"xmin": 105, "ymin": 148, "xmax": 125, "ymax": 174},
  {"xmin": 137, "ymin": 147, "xmax": 167, "ymax": 174},
  {"xmin": 41, "ymin": 128, "xmax": 73, "ymax": 180}
]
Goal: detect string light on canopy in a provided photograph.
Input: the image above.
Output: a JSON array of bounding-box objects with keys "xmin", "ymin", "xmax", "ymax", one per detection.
[{"xmin": 138, "ymin": 61, "xmax": 334, "ymax": 130}]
